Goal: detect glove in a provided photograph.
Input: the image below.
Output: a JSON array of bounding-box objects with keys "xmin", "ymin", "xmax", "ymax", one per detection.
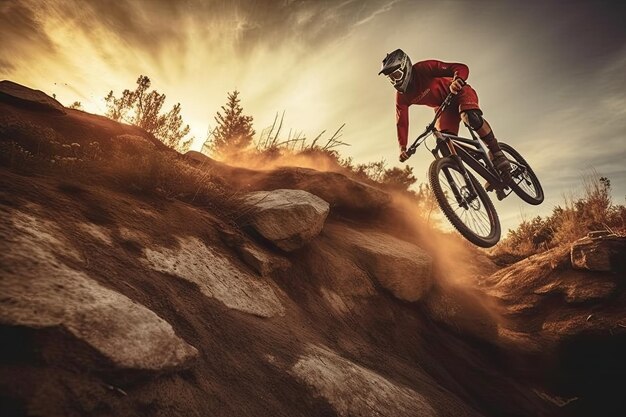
[
  {"xmin": 449, "ymin": 73, "xmax": 466, "ymax": 94},
  {"xmin": 399, "ymin": 147, "xmax": 410, "ymax": 162}
]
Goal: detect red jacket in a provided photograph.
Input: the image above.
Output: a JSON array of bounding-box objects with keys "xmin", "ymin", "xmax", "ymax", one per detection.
[{"xmin": 396, "ymin": 60, "xmax": 469, "ymax": 148}]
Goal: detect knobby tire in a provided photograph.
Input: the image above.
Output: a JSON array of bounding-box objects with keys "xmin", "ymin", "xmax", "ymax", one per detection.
[{"xmin": 429, "ymin": 157, "xmax": 501, "ymax": 248}]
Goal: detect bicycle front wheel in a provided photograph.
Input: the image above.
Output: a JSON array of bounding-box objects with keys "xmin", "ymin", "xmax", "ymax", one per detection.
[{"xmin": 429, "ymin": 157, "xmax": 501, "ymax": 247}]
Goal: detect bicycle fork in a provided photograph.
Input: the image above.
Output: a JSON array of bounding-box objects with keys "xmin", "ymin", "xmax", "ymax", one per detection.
[{"xmin": 437, "ymin": 134, "xmax": 480, "ymax": 208}]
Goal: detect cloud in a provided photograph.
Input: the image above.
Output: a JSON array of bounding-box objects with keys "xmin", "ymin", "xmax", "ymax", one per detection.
[
  {"xmin": 0, "ymin": 58, "xmax": 14, "ymax": 73},
  {"xmin": 0, "ymin": 2, "xmax": 56, "ymax": 74},
  {"xmin": 353, "ymin": 0, "xmax": 400, "ymax": 26},
  {"xmin": 12, "ymin": 0, "xmax": 399, "ymax": 56}
]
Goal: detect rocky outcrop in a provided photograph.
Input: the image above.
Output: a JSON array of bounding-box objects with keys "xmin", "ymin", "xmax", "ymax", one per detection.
[
  {"xmin": 341, "ymin": 226, "xmax": 433, "ymax": 302},
  {"xmin": 287, "ymin": 344, "xmax": 481, "ymax": 417},
  {"xmin": 143, "ymin": 236, "xmax": 286, "ymax": 318},
  {"xmin": 422, "ymin": 284, "xmax": 499, "ymax": 342},
  {"xmin": 0, "ymin": 209, "xmax": 198, "ymax": 371},
  {"xmin": 0, "ymin": 80, "xmax": 66, "ymax": 114},
  {"xmin": 216, "ymin": 167, "xmax": 391, "ymax": 215},
  {"xmin": 571, "ymin": 233, "xmax": 626, "ymax": 272},
  {"xmin": 289, "ymin": 345, "xmax": 437, "ymax": 417},
  {"xmin": 243, "ymin": 189, "xmax": 330, "ymax": 251},
  {"xmin": 480, "ymin": 245, "xmax": 625, "ymax": 349},
  {"xmin": 0, "ymin": 81, "xmax": 164, "ymax": 151},
  {"xmin": 256, "ymin": 168, "xmax": 391, "ymax": 214}
]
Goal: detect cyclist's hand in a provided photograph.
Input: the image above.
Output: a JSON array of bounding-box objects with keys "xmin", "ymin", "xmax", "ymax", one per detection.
[
  {"xmin": 450, "ymin": 74, "xmax": 466, "ymax": 94},
  {"xmin": 399, "ymin": 147, "xmax": 410, "ymax": 162}
]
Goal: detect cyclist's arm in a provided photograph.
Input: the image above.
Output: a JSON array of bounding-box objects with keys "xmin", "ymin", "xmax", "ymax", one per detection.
[
  {"xmin": 418, "ymin": 60, "xmax": 469, "ymax": 81},
  {"xmin": 396, "ymin": 93, "xmax": 409, "ymax": 149}
]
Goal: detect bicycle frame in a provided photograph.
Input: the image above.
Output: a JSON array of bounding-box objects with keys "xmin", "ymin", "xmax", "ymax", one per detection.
[
  {"xmin": 405, "ymin": 92, "xmax": 511, "ymax": 195},
  {"xmin": 434, "ymin": 130, "xmax": 507, "ymax": 192}
]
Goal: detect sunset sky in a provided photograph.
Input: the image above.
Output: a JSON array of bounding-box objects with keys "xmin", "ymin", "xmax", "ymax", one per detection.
[{"xmin": 2, "ymin": 0, "xmax": 625, "ymax": 231}]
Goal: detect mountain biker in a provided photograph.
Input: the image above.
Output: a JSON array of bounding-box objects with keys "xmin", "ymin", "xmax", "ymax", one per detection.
[{"xmin": 379, "ymin": 49, "xmax": 511, "ymax": 174}]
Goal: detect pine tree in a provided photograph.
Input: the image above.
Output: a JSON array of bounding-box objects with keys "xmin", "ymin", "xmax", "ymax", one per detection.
[{"xmin": 208, "ymin": 90, "xmax": 255, "ymax": 157}]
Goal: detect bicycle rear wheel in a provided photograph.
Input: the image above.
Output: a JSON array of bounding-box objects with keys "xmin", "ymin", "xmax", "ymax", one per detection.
[
  {"xmin": 429, "ymin": 157, "xmax": 501, "ymax": 247},
  {"xmin": 499, "ymin": 143, "xmax": 544, "ymax": 205}
]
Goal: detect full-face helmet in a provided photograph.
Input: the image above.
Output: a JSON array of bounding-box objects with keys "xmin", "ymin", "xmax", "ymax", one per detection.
[{"xmin": 378, "ymin": 49, "xmax": 413, "ymax": 93}]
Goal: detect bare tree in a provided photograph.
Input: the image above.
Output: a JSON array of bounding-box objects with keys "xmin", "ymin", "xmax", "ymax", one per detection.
[{"xmin": 105, "ymin": 75, "xmax": 193, "ymax": 153}]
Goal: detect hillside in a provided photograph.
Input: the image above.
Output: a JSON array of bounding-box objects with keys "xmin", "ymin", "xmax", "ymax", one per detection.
[{"xmin": 1, "ymin": 81, "xmax": 625, "ymax": 417}]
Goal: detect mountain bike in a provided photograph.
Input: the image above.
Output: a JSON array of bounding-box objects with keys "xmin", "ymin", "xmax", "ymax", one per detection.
[{"xmin": 403, "ymin": 92, "xmax": 544, "ymax": 247}]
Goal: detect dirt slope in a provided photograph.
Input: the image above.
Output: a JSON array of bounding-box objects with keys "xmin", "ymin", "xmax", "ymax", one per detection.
[{"xmin": 1, "ymin": 81, "xmax": 624, "ymax": 417}]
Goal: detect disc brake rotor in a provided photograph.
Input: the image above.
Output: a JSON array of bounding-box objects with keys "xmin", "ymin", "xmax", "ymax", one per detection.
[{"xmin": 460, "ymin": 186, "xmax": 481, "ymax": 210}]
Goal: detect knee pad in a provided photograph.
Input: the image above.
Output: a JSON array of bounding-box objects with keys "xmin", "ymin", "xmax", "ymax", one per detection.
[{"xmin": 462, "ymin": 110, "xmax": 484, "ymax": 131}]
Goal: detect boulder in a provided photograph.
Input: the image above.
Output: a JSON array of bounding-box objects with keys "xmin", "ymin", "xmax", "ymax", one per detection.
[
  {"xmin": 0, "ymin": 269, "xmax": 198, "ymax": 371},
  {"xmin": 571, "ymin": 234, "xmax": 626, "ymax": 272},
  {"xmin": 249, "ymin": 167, "xmax": 391, "ymax": 215},
  {"xmin": 289, "ymin": 344, "xmax": 479, "ymax": 417},
  {"xmin": 1, "ymin": 209, "xmax": 198, "ymax": 371},
  {"xmin": 243, "ymin": 189, "xmax": 330, "ymax": 251},
  {"xmin": 143, "ymin": 236, "xmax": 285, "ymax": 318},
  {"xmin": 0, "ymin": 80, "xmax": 66, "ymax": 114},
  {"xmin": 340, "ymin": 226, "xmax": 433, "ymax": 302}
]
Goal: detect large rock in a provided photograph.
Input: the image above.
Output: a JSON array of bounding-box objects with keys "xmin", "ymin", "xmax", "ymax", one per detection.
[
  {"xmin": 251, "ymin": 167, "xmax": 391, "ymax": 215},
  {"xmin": 0, "ymin": 209, "xmax": 198, "ymax": 371},
  {"xmin": 340, "ymin": 226, "xmax": 433, "ymax": 302},
  {"xmin": 571, "ymin": 234, "xmax": 626, "ymax": 272},
  {"xmin": 0, "ymin": 80, "xmax": 66, "ymax": 114},
  {"xmin": 288, "ymin": 344, "xmax": 480, "ymax": 417},
  {"xmin": 291, "ymin": 345, "xmax": 438, "ymax": 417},
  {"xmin": 243, "ymin": 189, "xmax": 330, "ymax": 251},
  {"xmin": 143, "ymin": 236, "xmax": 286, "ymax": 318},
  {"xmin": 212, "ymin": 166, "xmax": 391, "ymax": 215}
]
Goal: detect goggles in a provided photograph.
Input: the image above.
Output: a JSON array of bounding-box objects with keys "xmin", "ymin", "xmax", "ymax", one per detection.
[{"xmin": 387, "ymin": 68, "xmax": 404, "ymax": 84}]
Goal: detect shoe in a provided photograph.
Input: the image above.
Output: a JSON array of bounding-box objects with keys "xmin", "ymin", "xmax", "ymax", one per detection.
[
  {"xmin": 490, "ymin": 150, "xmax": 512, "ymax": 175},
  {"xmin": 484, "ymin": 180, "xmax": 507, "ymax": 200}
]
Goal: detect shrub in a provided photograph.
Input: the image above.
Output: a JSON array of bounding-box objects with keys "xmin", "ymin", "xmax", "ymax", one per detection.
[
  {"xmin": 105, "ymin": 75, "xmax": 193, "ymax": 153},
  {"xmin": 494, "ymin": 172, "xmax": 625, "ymax": 259}
]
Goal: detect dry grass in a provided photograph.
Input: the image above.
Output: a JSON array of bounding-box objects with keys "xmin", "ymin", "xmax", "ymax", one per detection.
[
  {"xmin": 493, "ymin": 172, "xmax": 626, "ymax": 260},
  {"xmin": 103, "ymin": 149, "xmax": 240, "ymax": 214},
  {"xmin": 0, "ymin": 128, "xmax": 240, "ymax": 221}
]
